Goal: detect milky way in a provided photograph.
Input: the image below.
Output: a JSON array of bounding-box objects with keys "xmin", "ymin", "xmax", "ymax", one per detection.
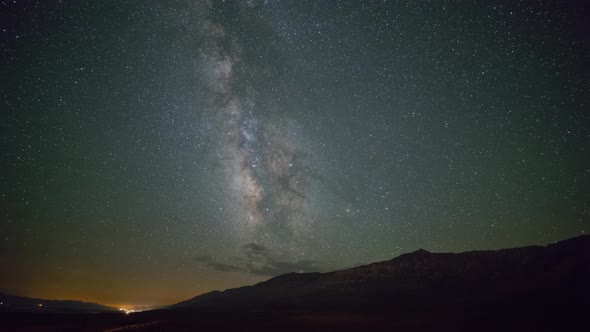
[
  {"xmin": 2, "ymin": 0, "xmax": 588, "ymax": 306},
  {"xmin": 196, "ymin": 2, "xmax": 314, "ymax": 251}
]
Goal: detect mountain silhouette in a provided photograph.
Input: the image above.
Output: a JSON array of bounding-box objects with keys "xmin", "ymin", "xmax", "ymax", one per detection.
[
  {"xmin": 173, "ymin": 235, "xmax": 590, "ymax": 312},
  {"xmin": 0, "ymin": 293, "xmax": 117, "ymax": 314},
  {"xmin": 3, "ymin": 236, "xmax": 589, "ymax": 331}
]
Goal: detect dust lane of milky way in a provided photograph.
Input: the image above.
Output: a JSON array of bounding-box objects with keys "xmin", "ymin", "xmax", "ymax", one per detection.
[{"xmin": 1, "ymin": 0, "xmax": 588, "ymax": 307}]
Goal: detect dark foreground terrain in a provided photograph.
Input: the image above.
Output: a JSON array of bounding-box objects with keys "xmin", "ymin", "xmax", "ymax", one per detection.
[
  {"xmin": 0, "ymin": 293, "xmax": 117, "ymax": 314},
  {"xmin": 2, "ymin": 235, "xmax": 589, "ymax": 331}
]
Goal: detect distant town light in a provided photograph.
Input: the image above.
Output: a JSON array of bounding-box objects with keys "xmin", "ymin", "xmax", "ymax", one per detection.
[{"xmin": 119, "ymin": 308, "xmax": 135, "ymax": 314}]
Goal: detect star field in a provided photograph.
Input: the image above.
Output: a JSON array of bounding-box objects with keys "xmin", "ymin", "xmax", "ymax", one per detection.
[{"xmin": 1, "ymin": 0, "xmax": 589, "ymax": 307}]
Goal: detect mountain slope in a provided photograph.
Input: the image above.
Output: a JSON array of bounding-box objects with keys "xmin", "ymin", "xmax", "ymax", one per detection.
[
  {"xmin": 0, "ymin": 293, "xmax": 118, "ymax": 313},
  {"xmin": 8, "ymin": 236, "xmax": 585, "ymax": 332},
  {"xmin": 174, "ymin": 235, "xmax": 590, "ymax": 310}
]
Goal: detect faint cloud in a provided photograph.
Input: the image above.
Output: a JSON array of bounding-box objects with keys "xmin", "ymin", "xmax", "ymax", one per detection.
[
  {"xmin": 208, "ymin": 262, "xmax": 246, "ymax": 273},
  {"xmin": 246, "ymin": 259, "xmax": 318, "ymax": 276},
  {"xmin": 240, "ymin": 243, "xmax": 320, "ymax": 276},
  {"xmin": 243, "ymin": 243, "xmax": 270, "ymax": 258},
  {"xmin": 194, "ymin": 255, "xmax": 213, "ymax": 263},
  {"xmin": 195, "ymin": 243, "xmax": 322, "ymax": 276}
]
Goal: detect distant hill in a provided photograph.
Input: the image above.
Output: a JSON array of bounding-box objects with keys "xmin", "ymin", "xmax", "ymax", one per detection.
[
  {"xmin": 3, "ymin": 236, "xmax": 589, "ymax": 331},
  {"xmin": 173, "ymin": 235, "xmax": 590, "ymax": 311},
  {"xmin": 0, "ymin": 293, "xmax": 117, "ymax": 313}
]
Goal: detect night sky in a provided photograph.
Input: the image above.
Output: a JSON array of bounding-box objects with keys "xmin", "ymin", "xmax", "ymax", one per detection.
[{"xmin": 2, "ymin": 1, "xmax": 589, "ymax": 308}]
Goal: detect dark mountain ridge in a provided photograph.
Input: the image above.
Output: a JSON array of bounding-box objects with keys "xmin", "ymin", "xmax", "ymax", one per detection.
[
  {"xmin": 173, "ymin": 235, "xmax": 590, "ymax": 311},
  {"xmin": 3, "ymin": 236, "xmax": 588, "ymax": 331},
  {"xmin": 0, "ymin": 293, "xmax": 118, "ymax": 314}
]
